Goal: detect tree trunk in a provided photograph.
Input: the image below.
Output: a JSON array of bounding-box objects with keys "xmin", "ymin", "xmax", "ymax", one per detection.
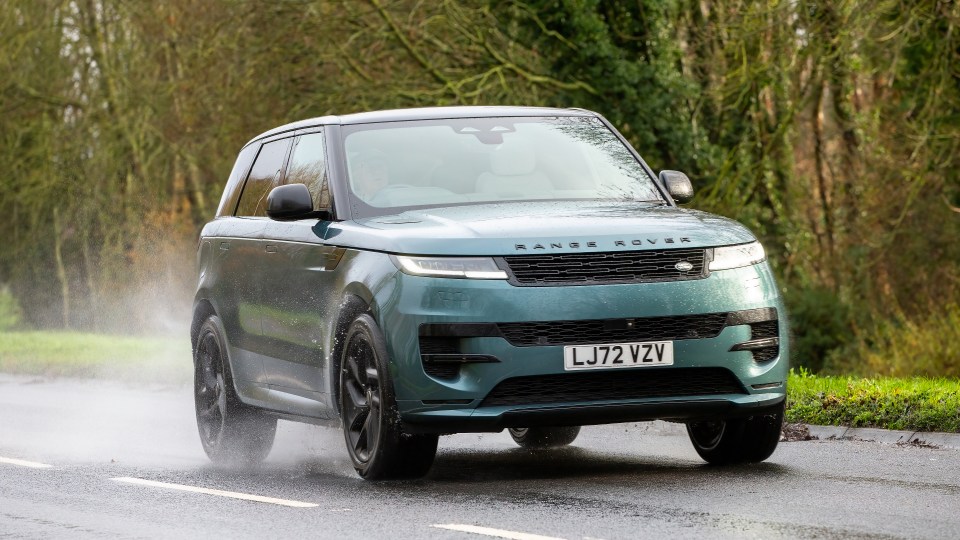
[{"xmin": 53, "ymin": 207, "xmax": 71, "ymax": 329}]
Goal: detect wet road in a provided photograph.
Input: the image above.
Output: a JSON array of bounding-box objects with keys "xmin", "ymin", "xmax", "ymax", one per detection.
[{"xmin": 1, "ymin": 373, "xmax": 958, "ymax": 539}]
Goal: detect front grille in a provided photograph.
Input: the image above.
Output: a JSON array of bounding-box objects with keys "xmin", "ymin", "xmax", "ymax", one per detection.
[
  {"xmin": 480, "ymin": 367, "xmax": 746, "ymax": 407},
  {"xmin": 497, "ymin": 312, "xmax": 729, "ymax": 347},
  {"xmin": 501, "ymin": 248, "xmax": 707, "ymax": 286}
]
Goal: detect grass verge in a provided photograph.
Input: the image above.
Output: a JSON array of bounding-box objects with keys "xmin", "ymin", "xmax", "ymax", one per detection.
[
  {"xmin": 0, "ymin": 331, "xmax": 191, "ymax": 385},
  {"xmin": 787, "ymin": 369, "xmax": 960, "ymax": 433}
]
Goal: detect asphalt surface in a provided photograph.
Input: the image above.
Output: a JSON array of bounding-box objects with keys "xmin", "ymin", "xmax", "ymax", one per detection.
[{"xmin": 1, "ymin": 373, "xmax": 959, "ymax": 539}]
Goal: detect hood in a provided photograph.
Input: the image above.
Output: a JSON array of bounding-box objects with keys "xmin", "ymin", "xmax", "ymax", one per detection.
[{"xmin": 322, "ymin": 201, "xmax": 756, "ymax": 256}]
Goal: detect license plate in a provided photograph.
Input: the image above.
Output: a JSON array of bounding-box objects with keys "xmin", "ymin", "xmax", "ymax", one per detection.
[{"xmin": 563, "ymin": 341, "xmax": 674, "ymax": 370}]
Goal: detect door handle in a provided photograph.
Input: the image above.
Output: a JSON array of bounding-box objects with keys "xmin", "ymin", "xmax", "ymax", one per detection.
[
  {"xmin": 265, "ymin": 244, "xmax": 278, "ymax": 253},
  {"xmin": 219, "ymin": 242, "xmax": 230, "ymax": 251}
]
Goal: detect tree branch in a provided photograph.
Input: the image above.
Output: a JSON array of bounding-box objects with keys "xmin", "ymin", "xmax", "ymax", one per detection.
[{"xmin": 368, "ymin": 0, "xmax": 464, "ymax": 102}]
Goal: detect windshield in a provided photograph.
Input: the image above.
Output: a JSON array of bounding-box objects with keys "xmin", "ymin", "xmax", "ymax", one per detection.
[{"xmin": 341, "ymin": 116, "xmax": 664, "ymax": 217}]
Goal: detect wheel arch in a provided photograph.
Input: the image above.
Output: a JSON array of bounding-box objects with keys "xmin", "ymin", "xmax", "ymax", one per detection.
[
  {"xmin": 191, "ymin": 298, "xmax": 253, "ymax": 408},
  {"xmin": 328, "ymin": 292, "xmax": 375, "ymax": 419},
  {"xmin": 191, "ymin": 298, "xmax": 218, "ymax": 352}
]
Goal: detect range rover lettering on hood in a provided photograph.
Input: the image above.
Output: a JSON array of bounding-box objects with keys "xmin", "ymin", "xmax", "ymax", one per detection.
[{"xmin": 515, "ymin": 237, "xmax": 693, "ymax": 251}]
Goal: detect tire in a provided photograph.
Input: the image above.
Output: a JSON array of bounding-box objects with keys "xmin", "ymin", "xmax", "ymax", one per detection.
[
  {"xmin": 686, "ymin": 401, "xmax": 785, "ymax": 465},
  {"xmin": 339, "ymin": 314, "xmax": 438, "ymax": 479},
  {"xmin": 194, "ymin": 315, "xmax": 277, "ymax": 465},
  {"xmin": 508, "ymin": 426, "xmax": 581, "ymax": 448}
]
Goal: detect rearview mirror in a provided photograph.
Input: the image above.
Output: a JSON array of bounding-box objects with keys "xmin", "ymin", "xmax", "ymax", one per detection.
[
  {"xmin": 267, "ymin": 184, "xmax": 321, "ymax": 220},
  {"xmin": 659, "ymin": 170, "xmax": 694, "ymax": 204}
]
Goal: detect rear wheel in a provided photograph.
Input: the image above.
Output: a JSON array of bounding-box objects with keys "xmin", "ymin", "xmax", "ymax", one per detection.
[
  {"xmin": 194, "ymin": 316, "xmax": 277, "ymax": 464},
  {"xmin": 339, "ymin": 314, "xmax": 438, "ymax": 479},
  {"xmin": 508, "ymin": 426, "xmax": 581, "ymax": 448},
  {"xmin": 686, "ymin": 401, "xmax": 784, "ymax": 465}
]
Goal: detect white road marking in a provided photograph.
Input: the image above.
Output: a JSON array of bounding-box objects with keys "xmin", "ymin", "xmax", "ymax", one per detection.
[
  {"xmin": 431, "ymin": 524, "xmax": 566, "ymax": 540},
  {"xmin": 0, "ymin": 456, "xmax": 53, "ymax": 469},
  {"xmin": 111, "ymin": 477, "xmax": 318, "ymax": 508}
]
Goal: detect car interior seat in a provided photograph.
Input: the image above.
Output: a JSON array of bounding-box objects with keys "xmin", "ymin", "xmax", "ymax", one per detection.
[
  {"xmin": 475, "ymin": 143, "xmax": 552, "ymax": 198},
  {"xmin": 430, "ymin": 152, "xmax": 487, "ymax": 194}
]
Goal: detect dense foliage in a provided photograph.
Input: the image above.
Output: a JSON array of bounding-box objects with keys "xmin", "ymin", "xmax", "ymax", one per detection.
[{"xmin": 1, "ymin": 1, "xmax": 957, "ymax": 375}]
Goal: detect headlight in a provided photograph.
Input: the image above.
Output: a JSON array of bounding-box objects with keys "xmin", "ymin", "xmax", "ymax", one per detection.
[
  {"xmin": 709, "ymin": 241, "xmax": 766, "ymax": 271},
  {"xmin": 393, "ymin": 255, "xmax": 508, "ymax": 279}
]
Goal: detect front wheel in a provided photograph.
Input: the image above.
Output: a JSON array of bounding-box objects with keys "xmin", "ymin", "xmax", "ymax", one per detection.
[
  {"xmin": 508, "ymin": 426, "xmax": 581, "ymax": 448},
  {"xmin": 686, "ymin": 401, "xmax": 784, "ymax": 465},
  {"xmin": 339, "ymin": 314, "xmax": 438, "ymax": 479},
  {"xmin": 194, "ymin": 316, "xmax": 277, "ymax": 465}
]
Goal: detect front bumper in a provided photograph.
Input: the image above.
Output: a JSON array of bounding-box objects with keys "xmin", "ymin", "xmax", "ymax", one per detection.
[
  {"xmin": 402, "ymin": 394, "xmax": 786, "ymax": 434},
  {"xmin": 371, "ymin": 262, "xmax": 789, "ymax": 434}
]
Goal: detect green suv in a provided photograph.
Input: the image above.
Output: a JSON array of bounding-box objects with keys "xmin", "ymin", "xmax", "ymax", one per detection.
[{"xmin": 191, "ymin": 106, "xmax": 788, "ymax": 479}]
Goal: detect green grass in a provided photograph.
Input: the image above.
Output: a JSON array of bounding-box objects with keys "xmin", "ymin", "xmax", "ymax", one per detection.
[
  {"xmin": 0, "ymin": 331, "xmax": 191, "ymax": 384},
  {"xmin": 787, "ymin": 368, "xmax": 960, "ymax": 433},
  {"xmin": 2, "ymin": 331, "xmax": 958, "ymax": 432}
]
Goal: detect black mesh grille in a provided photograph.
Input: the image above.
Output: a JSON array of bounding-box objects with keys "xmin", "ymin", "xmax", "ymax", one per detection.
[
  {"xmin": 748, "ymin": 320, "xmax": 779, "ymax": 362},
  {"xmin": 480, "ymin": 367, "xmax": 746, "ymax": 407},
  {"xmin": 751, "ymin": 348, "xmax": 779, "ymax": 362},
  {"xmin": 419, "ymin": 337, "xmax": 460, "ymax": 380},
  {"xmin": 502, "ymin": 248, "xmax": 707, "ymax": 286},
  {"xmin": 423, "ymin": 363, "xmax": 460, "ymax": 379},
  {"xmin": 497, "ymin": 312, "xmax": 729, "ymax": 347},
  {"xmin": 750, "ymin": 320, "xmax": 779, "ymax": 340}
]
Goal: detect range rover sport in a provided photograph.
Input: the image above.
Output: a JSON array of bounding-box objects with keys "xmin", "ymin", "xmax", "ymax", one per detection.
[{"xmin": 191, "ymin": 106, "xmax": 789, "ymax": 479}]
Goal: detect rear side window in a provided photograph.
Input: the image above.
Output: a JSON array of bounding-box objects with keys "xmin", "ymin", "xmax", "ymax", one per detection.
[
  {"xmin": 286, "ymin": 131, "xmax": 330, "ymax": 210},
  {"xmin": 216, "ymin": 143, "xmax": 259, "ymax": 217},
  {"xmin": 235, "ymin": 138, "xmax": 291, "ymax": 217}
]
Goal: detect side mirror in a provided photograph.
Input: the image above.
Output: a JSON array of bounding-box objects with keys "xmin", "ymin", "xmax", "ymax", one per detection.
[
  {"xmin": 659, "ymin": 170, "xmax": 694, "ymax": 204},
  {"xmin": 267, "ymin": 184, "xmax": 317, "ymax": 220}
]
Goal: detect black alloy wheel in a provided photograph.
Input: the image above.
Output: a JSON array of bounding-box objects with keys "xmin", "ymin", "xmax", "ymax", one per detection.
[
  {"xmin": 686, "ymin": 401, "xmax": 784, "ymax": 465},
  {"xmin": 508, "ymin": 426, "xmax": 581, "ymax": 448},
  {"xmin": 195, "ymin": 328, "xmax": 227, "ymax": 447},
  {"xmin": 194, "ymin": 316, "xmax": 276, "ymax": 464},
  {"xmin": 341, "ymin": 333, "xmax": 383, "ymax": 464},
  {"xmin": 687, "ymin": 420, "xmax": 727, "ymax": 450},
  {"xmin": 339, "ymin": 314, "xmax": 438, "ymax": 479}
]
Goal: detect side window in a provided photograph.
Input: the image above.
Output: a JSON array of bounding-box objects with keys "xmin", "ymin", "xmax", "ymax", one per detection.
[
  {"xmin": 235, "ymin": 138, "xmax": 290, "ymax": 217},
  {"xmin": 216, "ymin": 143, "xmax": 259, "ymax": 217},
  {"xmin": 285, "ymin": 131, "xmax": 330, "ymax": 210}
]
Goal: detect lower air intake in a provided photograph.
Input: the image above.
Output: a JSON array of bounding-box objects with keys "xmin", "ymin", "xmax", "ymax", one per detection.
[{"xmin": 480, "ymin": 367, "xmax": 746, "ymax": 407}]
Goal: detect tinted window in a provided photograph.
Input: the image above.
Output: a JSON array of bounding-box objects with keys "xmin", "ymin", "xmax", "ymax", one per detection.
[
  {"xmin": 286, "ymin": 132, "xmax": 330, "ymax": 210},
  {"xmin": 216, "ymin": 143, "xmax": 259, "ymax": 217},
  {"xmin": 235, "ymin": 139, "xmax": 290, "ymax": 217}
]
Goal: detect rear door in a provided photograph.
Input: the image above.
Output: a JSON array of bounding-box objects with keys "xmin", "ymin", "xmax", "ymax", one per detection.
[{"xmin": 222, "ymin": 136, "xmax": 293, "ymax": 386}]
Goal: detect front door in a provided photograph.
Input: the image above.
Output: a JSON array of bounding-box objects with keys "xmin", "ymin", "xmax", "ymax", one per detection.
[{"xmin": 259, "ymin": 130, "xmax": 339, "ymax": 416}]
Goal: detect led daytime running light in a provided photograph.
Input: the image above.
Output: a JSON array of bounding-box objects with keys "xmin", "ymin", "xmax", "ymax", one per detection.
[
  {"xmin": 709, "ymin": 242, "xmax": 766, "ymax": 271},
  {"xmin": 394, "ymin": 256, "xmax": 508, "ymax": 280}
]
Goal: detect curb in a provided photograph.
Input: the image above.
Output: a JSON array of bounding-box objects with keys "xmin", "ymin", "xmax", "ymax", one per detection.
[{"xmin": 805, "ymin": 425, "xmax": 960, "ymax": 449}]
